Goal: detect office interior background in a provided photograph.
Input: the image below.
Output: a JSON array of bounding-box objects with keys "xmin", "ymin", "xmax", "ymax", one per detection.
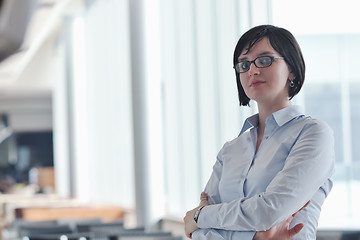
[{"xmin": 0, "ymin": 0, "xmax": 359, "ymax": 236}]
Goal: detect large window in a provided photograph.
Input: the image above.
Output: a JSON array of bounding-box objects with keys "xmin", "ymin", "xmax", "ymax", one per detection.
[
  {"xmin": 56, "ymin": 0, "xmax": 360, "ymax": 229},
  {"xmin": 294, "ymin": 35, "xmax": 360, "ymax": 228},
  {"xmin": 159, "ymin": 0, "xmax": 360, "ymax": 229},
  {"xmin": 272, "ymin": 0, "xmax": 360, "ymax": 228}
]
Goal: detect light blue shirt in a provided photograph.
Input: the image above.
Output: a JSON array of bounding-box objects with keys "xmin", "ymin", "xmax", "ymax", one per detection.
[{"xmin": 193, "ymin": 105, "xmax": 335, "ymax": 240}]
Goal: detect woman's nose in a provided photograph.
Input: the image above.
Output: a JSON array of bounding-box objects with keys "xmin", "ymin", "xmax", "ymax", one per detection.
[{"xmin": 248, "ymin": 62, "xmax": 260, "ymax": 75}]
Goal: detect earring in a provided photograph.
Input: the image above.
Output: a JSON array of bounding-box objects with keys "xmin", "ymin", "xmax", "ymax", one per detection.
[{"xmin": 289, "ymin": 78, "xmax": 295, "ymax": 88}]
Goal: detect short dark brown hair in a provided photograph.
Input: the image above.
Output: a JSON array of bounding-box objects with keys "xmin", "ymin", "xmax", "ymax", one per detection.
[{"xmin": 233, "ymin": 25, "xmax": 305, "ymax": 106}]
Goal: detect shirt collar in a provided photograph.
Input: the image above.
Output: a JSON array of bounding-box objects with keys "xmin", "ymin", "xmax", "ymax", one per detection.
[{"xmin": 239, "ymin": 105, "xmax": 304, "ymax": 136}]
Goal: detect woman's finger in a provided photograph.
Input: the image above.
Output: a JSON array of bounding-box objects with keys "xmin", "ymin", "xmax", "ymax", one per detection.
[
  {"xmin": 200, "ymin": 192, "xmax": 208, "ymax": 201},
  {"xmin": 292, "ymin": 200, "xmax": 310, "ymax": 217},
  {"xmin": 287, "ymin": 223, "xmax": 304, "ymax": 238}
]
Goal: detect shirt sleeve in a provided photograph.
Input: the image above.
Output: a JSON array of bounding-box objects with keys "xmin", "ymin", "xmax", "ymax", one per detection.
[
  {"xmin": 202, "ymin": 144, "xmax": 225, "ymax": 205},
  {"xmin": 200, "ymin": 142, "xmax": 257, "ymax": 237},
  {"xmin": 192, "ymin": 228, "xmax": 256, "ymax": 240},
  {"xmin": 197, "ymin": 120, "xmax": 335, "ymax": 231}
]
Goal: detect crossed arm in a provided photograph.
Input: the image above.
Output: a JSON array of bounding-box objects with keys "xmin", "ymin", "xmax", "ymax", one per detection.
[{"xmin": 184, "ymin": 192, "xmax": 310, "ymax": 240}]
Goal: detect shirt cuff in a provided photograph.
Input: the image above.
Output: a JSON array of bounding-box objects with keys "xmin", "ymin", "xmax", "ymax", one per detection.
[
  {"xmin": 197, "ymin": 204, "xmax": 219, "ymax": 228},
  {"xmin": 234, "ymin": 231, "xmax": 256, "ymax": 240},
  {"xmin": 196, "ymin": 204, "xmax": 256, "ymax": 240},
  {"xmin": 193, "ymin": 229, "xmax": 256, "ymax": 240}
]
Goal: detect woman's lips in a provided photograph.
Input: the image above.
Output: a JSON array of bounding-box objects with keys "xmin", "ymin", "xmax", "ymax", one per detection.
[{"xmin": 250, "ymin": 80, "xmax": 266, "ymax": 87}]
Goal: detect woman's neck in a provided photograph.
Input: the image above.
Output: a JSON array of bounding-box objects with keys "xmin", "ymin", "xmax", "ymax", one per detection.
[{"xmin": 257, "ymin": 100, "xmax": 292, "ymax": 135}]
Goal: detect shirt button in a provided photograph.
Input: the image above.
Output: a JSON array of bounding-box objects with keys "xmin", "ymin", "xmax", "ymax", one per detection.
[{"xmin": 265, "ymin": 136, "xmax": 269, "ymax": 139}]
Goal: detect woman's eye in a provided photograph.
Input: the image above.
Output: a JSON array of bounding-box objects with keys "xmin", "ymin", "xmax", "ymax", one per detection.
[
  {"xmin": 240, "ymin": 62, "xmax": 249, "ymax": 69},
  {"xmin": 259, "ymin": 57, "xmax": 272, "ymax": 65}
]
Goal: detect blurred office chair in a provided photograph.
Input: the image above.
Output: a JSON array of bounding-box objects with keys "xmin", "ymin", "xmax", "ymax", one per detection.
[
  {"xmin": 91, "ymin": 226, "xmax": 146, "ymax": 239},
  {"xmin": 116, "ymin": 233, "xmax": 183, "ymax": 240},
  {"xmin": 340, "ymin": 231, "xmax": 360, "ymax": 240},
  {"xmin": 76, "ymin": 220, "xmax": 125, "ymax": 233},
  {"xmin": 317, "ymin": 230, "xmax": 360, "ymax": 240},
  {"xmin": 57, "ymin": 218, "xmax": 103, "ymax": 233},
  {"xmin": 18, "ymin": 224, "xmax": 73, "ymax": 236},
  {"xmin": 12, "ymin": 219, "xmax": 58, "ymax": 229},
  {"xmin": 21, "ymin": 232, "xmax": 93, "ymax": 240}
]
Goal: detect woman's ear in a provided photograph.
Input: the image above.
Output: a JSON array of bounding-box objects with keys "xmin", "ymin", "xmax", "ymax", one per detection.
[{"xmin": 288, "ymin": 72, "xmax": 296, "ymax": 80}]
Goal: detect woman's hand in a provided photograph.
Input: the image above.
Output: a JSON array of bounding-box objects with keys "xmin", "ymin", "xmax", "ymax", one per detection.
[
  {"xmin": 253, "ymin": 201, "xmax": 310, "ymax": 240},
  {"xmin": 184, "ymin": 192, "xmax": 210, "ymax": 239}
]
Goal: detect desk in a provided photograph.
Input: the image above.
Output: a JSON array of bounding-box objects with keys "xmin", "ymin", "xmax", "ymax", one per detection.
[{"xmin": 15, "ymin": 205, "xmax": 125, "ymax": 222}]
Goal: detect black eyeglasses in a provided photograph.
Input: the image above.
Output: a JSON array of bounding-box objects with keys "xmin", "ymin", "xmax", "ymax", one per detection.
[{"xmin": 234, "ymin": 56, "xmax": 284, "ymax": 73}]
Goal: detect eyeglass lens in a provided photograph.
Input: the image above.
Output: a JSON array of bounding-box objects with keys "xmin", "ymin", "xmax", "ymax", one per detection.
[{"xmin": 235, "ymin": 56, "xmax": 274, "ymax": 73}]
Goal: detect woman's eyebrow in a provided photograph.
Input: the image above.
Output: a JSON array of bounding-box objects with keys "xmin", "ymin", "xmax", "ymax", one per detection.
[
  {"xmin": 238, "ymin": 51, "xmax": 276, "ymax": 61},
  {"xmin": 238, "ymin": 56, "xmax": 248, "ymax": 61},
  {"xmin": 258, "ymin": 51, "xmax": 276, "ymax": 56}
]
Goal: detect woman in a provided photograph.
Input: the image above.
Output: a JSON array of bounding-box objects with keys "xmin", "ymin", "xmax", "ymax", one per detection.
[{"xmin": 184, "ymin": 25, "xmax": 335, "ymax": 240}]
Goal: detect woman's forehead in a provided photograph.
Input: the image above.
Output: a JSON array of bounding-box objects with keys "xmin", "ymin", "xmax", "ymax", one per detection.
[{"xmin": 239, "ymin": 37, "xmax": 277, "ymax": 59}]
